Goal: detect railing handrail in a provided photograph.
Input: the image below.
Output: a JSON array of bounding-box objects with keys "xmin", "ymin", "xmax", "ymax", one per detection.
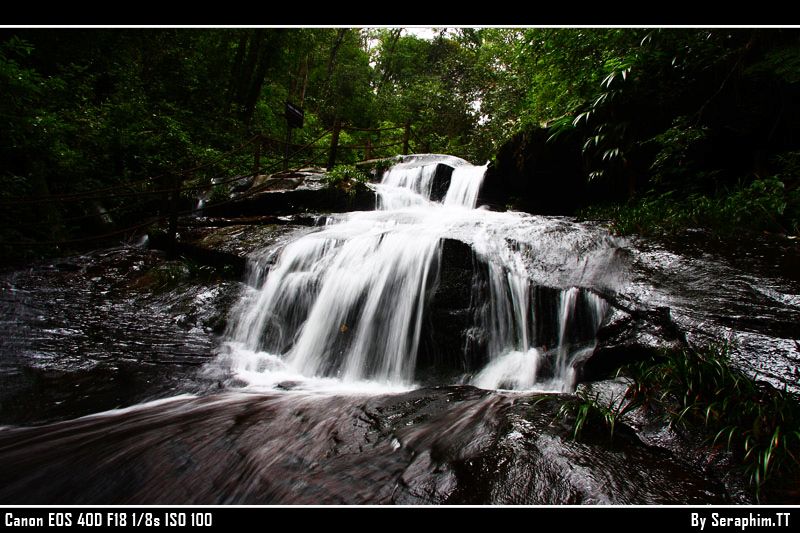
[{"xmin": 1, "ymin": 120, "xmax": 418, "ymax": 252}]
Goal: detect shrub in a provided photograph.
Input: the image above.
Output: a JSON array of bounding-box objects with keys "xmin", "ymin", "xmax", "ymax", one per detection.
[
  {"xmin": 581, "ymin": 175, "xmax": 799, "ymax": 237},
  {"xmin": 323, "ymin": 164, "xmax": 371, "ymax": 197},
  {"xmin": 622, "ymin": 343, "xmax": 800, "ymax": 500}
]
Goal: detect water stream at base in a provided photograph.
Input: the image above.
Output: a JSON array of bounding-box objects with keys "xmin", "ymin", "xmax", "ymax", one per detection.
[{"xmin": 216, "ymin": 155, "xmax": 615, "ymax": 393}]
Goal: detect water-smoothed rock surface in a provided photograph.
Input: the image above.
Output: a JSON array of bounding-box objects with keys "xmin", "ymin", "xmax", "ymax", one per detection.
[
  {"xmin": 1, "ymin": 154, "xmax": 798, "ymax": 505},
  {"xmin": 202, "ymin": 168, "xmax": 375, "ymax": 218},
  {"xmin": 0, "ymin": 386, "xmax": 740, "ymax": 504},
  {"xmin": 0, "ymin": 246, "xmax": 235, "ymax": 426}
]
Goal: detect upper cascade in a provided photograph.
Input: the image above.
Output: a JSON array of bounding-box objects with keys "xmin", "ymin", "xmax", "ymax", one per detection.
[{"xmin": 376, "ymin": 154, "xmax": 485, "ymax": 210}]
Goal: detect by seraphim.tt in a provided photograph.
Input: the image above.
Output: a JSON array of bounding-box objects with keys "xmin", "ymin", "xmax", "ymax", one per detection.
[{"xmin": 691, "ymin": 512, "xmax": 791, "ymax": 530}]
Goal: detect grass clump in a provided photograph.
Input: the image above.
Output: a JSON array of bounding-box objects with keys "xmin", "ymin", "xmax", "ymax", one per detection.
[
  {"xmin": 323, "ymin": 164, "xmax": 371, "ymax": 197},
  {"xmin": 622, "ymin": 343, "xmax": 800, "ymax": 499},
  {"xmin": 556, "ymin": 387, "xmax": 634, "ymax": 442},
  {"xmin": 560, "ymin": 342, "xmax": 800, "ymax": 500},
  {"xmin": 582, "ymin": 176, "xmax": 800, "ymax": 238}
]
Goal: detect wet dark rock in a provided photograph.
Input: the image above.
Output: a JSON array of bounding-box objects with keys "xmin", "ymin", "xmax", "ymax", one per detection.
[
  {"xmin": 275, "ymin": 381, "xmax": 301, "ymax": 391},
  {"xmin": 0, "ymin": 386, "xmax": 739, "ymax": 504},
  {"xmin": 148, "ymin": 224, "xmax": 318, "ymax": 280},
  {"xmin": 478, "ymin": 126, "xmax": 597, "ymax": 214},
  {"xmin": 208, "ymin": 174, "xmax": 254, "ymax": 197},
  {"xmin": 0, "ymin": 246, "xmax": 232, "ymax": 426},
  {"xmin": 181, "ymin": 214, "xmax": 322, "ymax": 228},
  {"xmin": 203, "ymin": 168, "xmax": 375, "ymax": 218},
  {"xmin": 418, "ymin": 239, "xmax": 477, "ymax": 379},
  {"xmin": 251, "ymin": 169, "xmax": 327, "ymax": 192},
  {"xmin": 139, "ymin": 280, "xmax": 242, "ymax": 336},
  {"xmin": 0, "ymin": 364, "xmax": 196, "ymax": 428},
  {"xmin": 578, "ymin": 302, "xmax": 688, "ymax": 382},
  {"xmin": 623, "ymin": 232, "xmax": 800, "ymax": 393},
  {"xmin": 181, "ymin": 224, "xmax": 310, "ymax": 259},
  {"xmin": 54, "ymin": 262, "xmax": 81, "ymax": 272},
  {"xmin": 429, "ymin": 164, "xmax": 454, "ymax": 202}
]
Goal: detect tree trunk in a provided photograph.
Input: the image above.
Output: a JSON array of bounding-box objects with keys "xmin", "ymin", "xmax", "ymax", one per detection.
[
  {"xmin": 328, "ymin": 118, "xmax": 342, "ymax": 170},
  {"xmin": 326, "ymin": 29, "xmax": 348, "ymax": 81},
  {"xmin": 299, "ymin": 54, "xmax": 309, "ymax": 107},
  {"xmin": 227, "ymin": 31, "xmax": 248, "ymax": 108},
  {"xmin": 241, "ymin": 31, "xmax": 281, "ymax": 124}
]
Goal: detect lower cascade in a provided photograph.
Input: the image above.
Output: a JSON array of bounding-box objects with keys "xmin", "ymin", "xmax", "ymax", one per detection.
[{"xmin": 218, "ymin": 155, "xmax": 617, "ymax": 392}]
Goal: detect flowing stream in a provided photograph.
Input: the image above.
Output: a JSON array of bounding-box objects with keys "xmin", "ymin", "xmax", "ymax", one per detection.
[{"xmin": 2, "ymin": 155, "xmax": 796, "ymax": 504}]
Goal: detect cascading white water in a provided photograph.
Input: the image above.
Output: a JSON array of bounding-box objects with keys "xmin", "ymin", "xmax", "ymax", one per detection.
[
  {"xmin": 443, "ymin": 165, "xmax": 488, "ymax": 208},
  {"xmin": 556, "ymin": 287, "xmax": 581, "ymax": 380},
  {"xmin": 378, "ymin": 163, "xmax": 438, "ymax": 210},
  {"xmin": 469, "ymin": 261, "xmax": 610, "ymax": 392},
  {"xmin": 220, "ymin": 155, "xmax": 614, "ymax": 392}
]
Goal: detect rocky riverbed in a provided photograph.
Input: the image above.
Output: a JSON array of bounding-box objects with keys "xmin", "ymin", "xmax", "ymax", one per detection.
[{"xmin": 1, "ymin": 160, "xmax": 798, "ymax": 504}]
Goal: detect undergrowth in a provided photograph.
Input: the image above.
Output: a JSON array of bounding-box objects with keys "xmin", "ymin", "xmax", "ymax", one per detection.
[
  {"xmin": 323, "ymin": 164, "xmax": 371, "ymax": 197},
  {"xmin": 561, "ymin": 342, "xmax": 800, "ymax": 501},
  {"xmin": 581, "ymin": 176, "xmax": 800, "ymax": 238}
]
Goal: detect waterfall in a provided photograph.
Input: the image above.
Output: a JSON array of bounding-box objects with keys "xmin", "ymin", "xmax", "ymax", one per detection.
[
  {"xmin": 220, "ymin": 156, "xmax": 611, "ymax": 392},
  {"xmin": 469, "ymin": 266, "xmax": 609, "ymax": 392},
  {"xmin": 377, "ymin": 163, "xmax": 438, "ymax": 210},
  {"xmin": 443, "ymin": 164, "xmax": 487, "ymax": 208}
]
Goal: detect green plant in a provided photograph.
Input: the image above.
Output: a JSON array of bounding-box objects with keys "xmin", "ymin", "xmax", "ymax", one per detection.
[
  {"xmin": 649, "ymin": 116, "xmax": 710, "ymax": 185},
  {"xmin": 620, "ymin": 343, "xmax": 800, "ymax": 500},
  {"xmin": 580, "ymin": 175, "xmax": 800, "ymax": 237},
  {"xmin": 323, "ymin": 164, "xmax": 371, "ymax": 197},
  {"xmin": 369, "ymin": 157, "xmax": 394, "ymax": 176},
  {"xmin": 557, "ymin": 387, "xmax": 634, "ymax": 442}
]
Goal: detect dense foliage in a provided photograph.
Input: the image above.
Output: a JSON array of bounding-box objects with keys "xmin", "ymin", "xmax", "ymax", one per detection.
[
  {"xmin": 555, "ymin": 29, "xmax": 800, "ymax": 236},
  {"xmin": 624, "ymin": 343, "xmax": 800, "ymax": 501},
  {"xmin": 2, "ymin": 28, "xmax": 800, "ymax": 264},
  {"xmin": 560, "ymin": 343, "xmax": 800, "ymax": 501}
]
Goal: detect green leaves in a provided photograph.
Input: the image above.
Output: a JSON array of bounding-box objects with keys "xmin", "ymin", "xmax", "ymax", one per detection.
[
  {"xmin": 581, "ymin": 172, "xmax": 800, "ymax": 237},
  {"xmin": 324, "ymin": 164, "xmax": 371, "ymax": 197},
  {"xmin": 545, "ymin": 115, "xmax": 576, "ymax": 143},
  {"xmin": 601, "ymin": 56, "xmax": 634, "ymax": 88},
  {"xmin": 557, "ymin": 388, "xmax": 632, "ymax": 443},
  {"xmin": 618, "ymin": 343, "xmax": 800, "ymax": 501},
  {"xmin": 573, "ymin": 110, "xmax": 593, "ymax": 127}
]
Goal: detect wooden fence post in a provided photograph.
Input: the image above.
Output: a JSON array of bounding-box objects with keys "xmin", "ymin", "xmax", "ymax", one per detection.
[
  {"xmin": 284, "ymin": 126, "xmax": 293, "ymax": 171},
  {"xmin": 327, "ymin": 119, "xmax": 341, "ymax": 171},
  {"xmin": 254, "ymin": 135, "xmax": 262, "ymax": 175},
  {"xmin": 402, "ymin": 121, "xmax": 411, "ymax": 155},
  {"xmin": 365, "ymin": 137, "xmax": 372, "ymax": 161},
  {"xmin": 167, "ymin": 173, "xmax": 182, "ymax": 259}
]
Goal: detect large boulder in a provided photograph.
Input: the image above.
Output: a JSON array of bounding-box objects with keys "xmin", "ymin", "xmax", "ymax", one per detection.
[
  {"xmin": 203, "ymin": 169, "xmax": 375, "ymax": 218},
  {"xmin": 578, "ymin": 300, "xmax": 688, "ymax": 382},
  {"xmin": 478, "ymin": 127, "xmax": 597, "ymax": 214}
]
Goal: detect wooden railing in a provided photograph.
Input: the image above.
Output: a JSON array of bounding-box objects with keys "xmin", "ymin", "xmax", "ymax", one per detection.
[{"xmin": 1, "ymin": 121, "xmax": 416, "ymax": 258}]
